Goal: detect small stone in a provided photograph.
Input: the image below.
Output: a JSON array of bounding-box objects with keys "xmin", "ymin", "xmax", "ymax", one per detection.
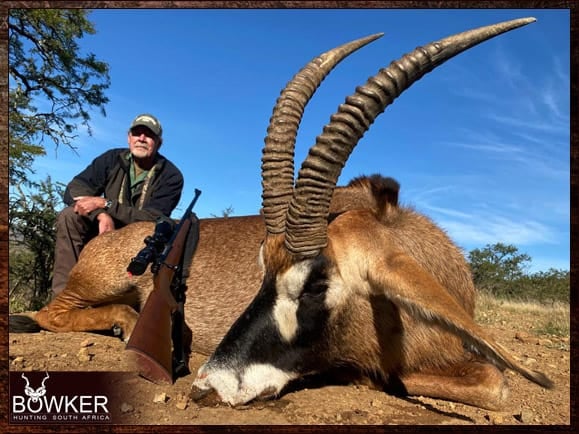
[
  {"xmin": 77, "ymin": 347, "xmax": 93, "ymax": 362},
  {"xmin": 120, "ymin": 402, "xmax": 134, "ymax": 413},
  {"xmin": 523, "ymin": 357, "xmax": 537, "ymax": 366},
  {"xmin": 485, "ymin": 413, "xmax": 505, "ymax": 424},
  {"xmin": 80, "ymin": 339, "xmax": 95, "ymax": 348},
  {"xmin": 515, "ymin": 408, "xmax": 534, "ymax": 424},
  {"xmin": 175, "ymin": 393, "xmax": 189, "ymax": 410},
  {"xmin": 153, "ymin": 392, "xmax": 168, "ymax": 403},
  {"xmin": 11, "ymin": 357, "xmax": 24, "ymax": 365}
]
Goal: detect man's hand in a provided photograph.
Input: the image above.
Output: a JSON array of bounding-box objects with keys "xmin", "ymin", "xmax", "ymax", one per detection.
[
  {"xmin": 73, "ymin": 196, "xmax": 107, "ymax": 216},
  {"xmin": 96, "ymin": 212, "xmax": 115, "ymax": 234}
]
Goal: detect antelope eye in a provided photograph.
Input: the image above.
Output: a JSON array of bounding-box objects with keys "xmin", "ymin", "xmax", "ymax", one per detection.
[
  {"xmin": 300, "ymin": 279, "xmax": 327, "ymax": 298},
  {"xmin": 299, "ymin": 258, "xmax": 329, "ymax": 299}
]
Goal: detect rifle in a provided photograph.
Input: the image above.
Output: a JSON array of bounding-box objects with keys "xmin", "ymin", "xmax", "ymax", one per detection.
[{"xmin": 125, "ymin": 189, "xmax": 201, "ymax": 384}]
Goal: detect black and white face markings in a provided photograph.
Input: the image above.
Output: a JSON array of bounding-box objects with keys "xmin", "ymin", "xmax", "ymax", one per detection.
[
  {"xmin": 273, "ymin": 255, "xmax": 332, "ymax": 348},
  {"xmin": 192, "ymin": 253, "xmax": 336, "ymax": 406},
  {"xmin": 214, "ymin": 252, "xmax": 334, "ymax": 370}
]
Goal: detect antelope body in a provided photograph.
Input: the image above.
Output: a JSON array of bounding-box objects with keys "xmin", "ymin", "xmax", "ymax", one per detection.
[{"xmin": 11, "ymin": 17, "xmax": 553, "ymax": 411}]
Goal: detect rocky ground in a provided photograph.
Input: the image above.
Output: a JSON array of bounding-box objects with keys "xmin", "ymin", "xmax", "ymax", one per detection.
[{"xmin": 8, "ymin": 299, "xmax": 571, "ymax": 426}]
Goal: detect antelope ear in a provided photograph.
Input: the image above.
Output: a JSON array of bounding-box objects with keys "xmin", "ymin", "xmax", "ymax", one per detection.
[
  {"xmin": 329, "ymin": 175, "xmax": 399, "ymax": 219},
  {"xmin": 365, "ymin": 175, "xmax": 399, "ymax": 220},
  {"xmin": 366, "ymin": 251, "xmax": 554, "ymax": 390}
]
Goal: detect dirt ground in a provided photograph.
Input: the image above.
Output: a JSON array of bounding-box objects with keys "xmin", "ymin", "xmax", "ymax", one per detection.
[{"xmin": 8, "ymin": 303, "xmax": 571, "ymax": 427}]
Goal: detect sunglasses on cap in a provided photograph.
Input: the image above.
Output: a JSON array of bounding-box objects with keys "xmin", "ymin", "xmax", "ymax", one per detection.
[{"xmin": 130, "ymin": 126, "xmax": 158, "ymax": 139}]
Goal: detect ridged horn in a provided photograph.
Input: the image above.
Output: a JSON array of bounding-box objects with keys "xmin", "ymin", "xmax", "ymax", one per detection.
[
  {"xmin": 285, "ymin": 17, "xmax": 536, "ymax": 256},
  {"xmin": 261, "ymin": 33, "xmax": 384, "ymax": 234}
]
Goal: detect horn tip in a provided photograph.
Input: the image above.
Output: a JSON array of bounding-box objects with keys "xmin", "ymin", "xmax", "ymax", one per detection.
[
  {"xmin": 367, "ymin": 32, "xmax": 385, "ymax": 42},
  {"xmin": 515, "ymin": 17, "xmax": 537, "ymax": 26}
]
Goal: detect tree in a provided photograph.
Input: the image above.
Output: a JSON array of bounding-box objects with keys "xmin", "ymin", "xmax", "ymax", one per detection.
[
  {"xmin": 211, "ymin": 206, "xmax": 235, "ymax": 218},
  {"xmin": 9, "ymin": 177, "xmax": 65, "ymax": 311},
  {"xmin": 8, "ymin": 9, "xmax": 110, "ymax": 309},
  {"xmin": 519, "ymin": 268, "xmax": 570, "ymax": 304},
  {"xmin": 8, "ymin": 9, "xmax": 110, "ymax": 185},
  {"xmin": 468, "ymin": 243, "xmax": 569, "ymax": 303},
  {"xmin": 468, "ymin": 243, "xmax": 531, "ymax": 297}
]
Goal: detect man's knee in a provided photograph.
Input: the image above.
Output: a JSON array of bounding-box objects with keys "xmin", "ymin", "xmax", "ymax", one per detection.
[
  {"xmin": 52, "ymin": 207, "xmax": 93, "ymax": 296},
  {"xmin": 57, "ymin": 206, "xmax": 82, "ymax": 227}
]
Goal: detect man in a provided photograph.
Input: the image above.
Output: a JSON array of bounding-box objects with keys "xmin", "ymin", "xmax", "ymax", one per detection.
[{"xmin": 51, "ymin": 113, "xmax": 184, "ymax": 295}]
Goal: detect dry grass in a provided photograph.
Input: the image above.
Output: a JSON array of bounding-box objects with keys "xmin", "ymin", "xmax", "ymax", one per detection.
[{"xmin": 475, "ymin": 292, "xmax": 570, "ymax": 337}]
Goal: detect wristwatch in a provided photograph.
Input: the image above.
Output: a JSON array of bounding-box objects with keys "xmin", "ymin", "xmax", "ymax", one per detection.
[{"xmin": 103, "ymin": 199, "xmax": 113, "ymax": 211}]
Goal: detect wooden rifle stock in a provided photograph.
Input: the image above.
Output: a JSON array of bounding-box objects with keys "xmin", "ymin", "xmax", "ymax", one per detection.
[{"xmin": 126, "ymin": 190, "xmax": 201, "ymax": 384}]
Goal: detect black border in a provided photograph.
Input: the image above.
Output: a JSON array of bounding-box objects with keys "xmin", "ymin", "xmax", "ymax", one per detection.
[{"xmin": 1, "ymin": 2, "xmax": 576, "ymax": 433}]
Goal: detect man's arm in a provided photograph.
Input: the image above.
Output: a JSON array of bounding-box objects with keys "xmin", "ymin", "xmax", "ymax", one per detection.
[{"xmin": 63, "ymin": 149, "xmax": 120, "ymax": 205}]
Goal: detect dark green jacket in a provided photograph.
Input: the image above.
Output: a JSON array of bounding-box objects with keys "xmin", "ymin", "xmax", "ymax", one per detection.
[{"xmin": 63, "ymin": 148, "xmax": 184, "ymax": 226}]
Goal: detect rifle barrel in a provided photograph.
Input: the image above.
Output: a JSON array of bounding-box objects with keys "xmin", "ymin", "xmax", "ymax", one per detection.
[{"xmin": 159, "ymin": 189, "xmax": 202, "ymax": 265}]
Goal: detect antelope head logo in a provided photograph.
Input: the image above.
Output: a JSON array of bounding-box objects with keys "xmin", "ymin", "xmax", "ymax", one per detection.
[{"xmin": 22, "ymin": 372, "xmax": 50, "ymax": 402}]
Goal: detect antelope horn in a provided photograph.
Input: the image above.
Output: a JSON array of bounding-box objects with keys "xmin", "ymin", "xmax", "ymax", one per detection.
[
  {"xmin": 21, "ymin": 373, "xmax": 30, "ymax": 389},
  {"xmin": 41, "ymin": 372, "xmax": 50, "ymax": 387},
  {"xmin": 261, "ymin": 33, "xmax": 384, "ymax": 234},
  {"xmin": 285, "ymin": 17, "xmax": 536, "ymax": 257}
]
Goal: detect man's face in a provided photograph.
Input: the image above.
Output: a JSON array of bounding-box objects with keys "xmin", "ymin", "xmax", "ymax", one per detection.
[{"xmin": 128, "ymin": 126, "xmax": 161, "ymax": 161}]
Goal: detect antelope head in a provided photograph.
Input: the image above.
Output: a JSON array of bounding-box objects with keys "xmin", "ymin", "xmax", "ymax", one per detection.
[
  {"xmin": 22, "ymin": 372, "xmax": 50, "ymax": 402},
  {"xmin": 193, "ymin": 17, "xmax": 537, "ymax": 406}
]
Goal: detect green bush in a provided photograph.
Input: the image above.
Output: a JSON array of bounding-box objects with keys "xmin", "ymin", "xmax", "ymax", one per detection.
[{"xmin": 468, "ymin": 243, "xmax": 569, "ymax": 304}]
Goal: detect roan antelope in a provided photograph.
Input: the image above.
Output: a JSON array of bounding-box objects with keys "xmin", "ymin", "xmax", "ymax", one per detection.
[{"xmin": 10, "ymin": 17, "xmax": 553, "ymax": 411}]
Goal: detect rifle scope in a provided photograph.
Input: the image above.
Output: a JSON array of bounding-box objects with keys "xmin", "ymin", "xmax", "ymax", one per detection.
[{"xmin": 127, "ymin": 219, "xmax": 174, "ymax": 276}]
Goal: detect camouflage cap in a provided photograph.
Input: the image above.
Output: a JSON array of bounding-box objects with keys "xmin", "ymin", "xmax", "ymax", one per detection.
[{"xmin": 130, "ymin": 113, "xmax": 162, "ymax": 137}]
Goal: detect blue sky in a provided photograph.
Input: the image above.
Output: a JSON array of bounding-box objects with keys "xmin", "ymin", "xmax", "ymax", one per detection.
[{"xmin": 29, "ymin": 8, "xmax": 570, "ymax": 273}]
